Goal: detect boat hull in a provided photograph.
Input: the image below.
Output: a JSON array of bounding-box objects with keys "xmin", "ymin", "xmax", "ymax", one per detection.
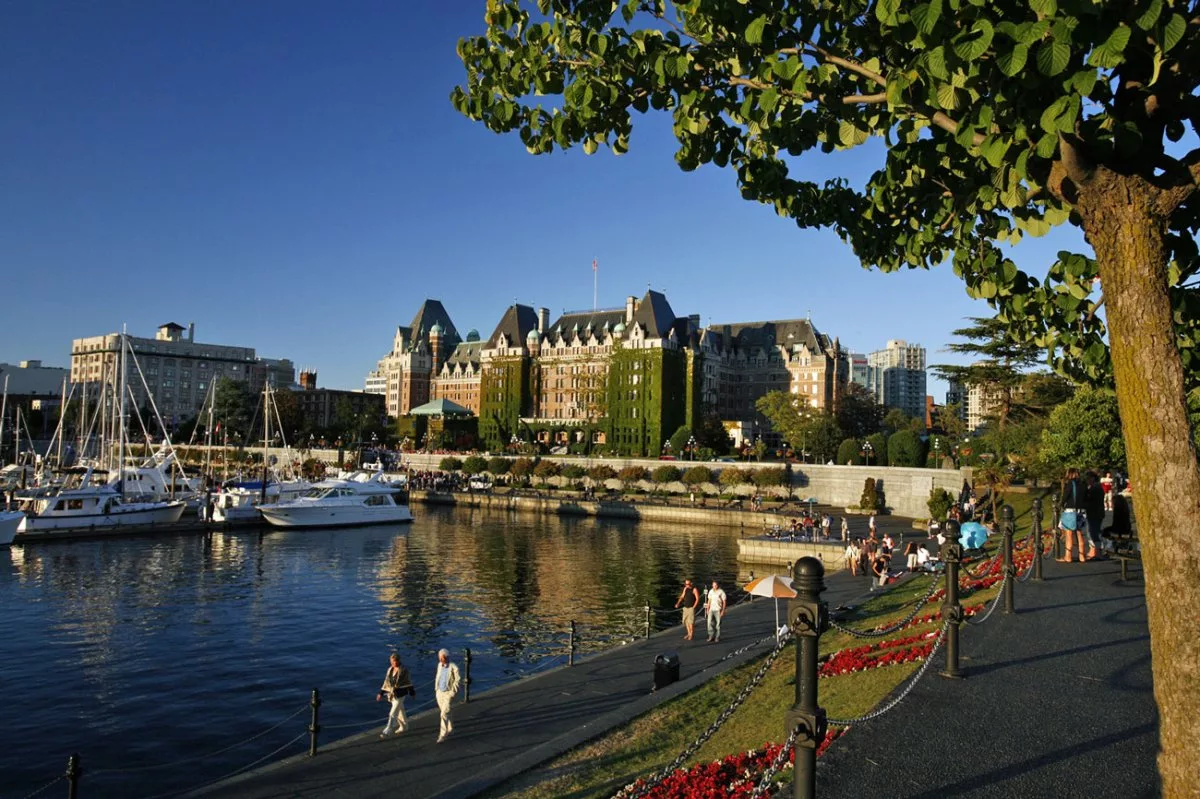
[
  {"xmin": 17, "ymin": 501, "xmax": 187, "ymax": 534},
  {"xmin": 0, "ymin": 512, "xmax": 22, "ymax": 546},
  {"xmin": 258, "ymin": 504, "xmax": 413, "ymax": 529}
]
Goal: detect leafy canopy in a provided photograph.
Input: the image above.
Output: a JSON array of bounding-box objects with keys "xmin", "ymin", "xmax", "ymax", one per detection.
[{"xmin": 455, "ymin": 0, "xmax": 1200, "ymax": 386}]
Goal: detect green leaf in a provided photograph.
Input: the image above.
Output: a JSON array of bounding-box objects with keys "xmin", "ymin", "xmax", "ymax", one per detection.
[
  {"xmin": 583, "ymin": 137, "xmax": 598, "ymax": 155},
  {"xmin": 1135, "ymin": 0, "xmax": 1163, "ymax": 30},
  {"xmin": 925, "ymin": 46, "xmax": 948, "ymax": 79},
  {"xmin": 997, "ymin": 44, "xmax": 1028, "ymax": 76},
  {"xmin": 953, "ymin": 19, "xmax": 995, "ymax": 61},
  {"xmin": 936, "ymin": 83, "xmax": 959, "ymax": 110},
  {"xmin": 876, "ymin": 0, "xmax": 901, "ymax": 25},
  {"xmin": 1036, "ymin": 39, "xmax": 1071, "ymax": 76},
  {"xmin": 912, "ymin": 0, "xmax": 943, "ymax": 35},
  {"xmin": 1088, "ymin": 24, "xmax": 1131, "ymax": 68},
  {"xmin": 759, "ymin": 87, "xmax": 780, "ymax": 113},
  {"xmin": 1035, "ymin": 132, "xmax": 1058, "ymax": 158},
  {"xmin": 1029, "ymin": 0, "xmax": 1056, "ymax": 18},
  {"xmin": 981, "ymin": 136, "xmax": 1011, "ymax": 168},
  {"xmin": 745, "ymin": 16, "xmax": 767, "ymax": 45},
  {"xmin": 1161, "ymin": 14, "xmax": 1185, "ymax": 52},
  {"xmin": 838, "ymin": 119, "xmax": 870, "ymax": 147},
  {"xmin": 1039, "ymin": 95, "xmax": 1072, "ymax": 133}
]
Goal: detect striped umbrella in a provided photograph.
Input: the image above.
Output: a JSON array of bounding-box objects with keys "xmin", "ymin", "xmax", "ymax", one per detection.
[{"xmin": 744, "ymin": 574, "xmax": 798, "ymax": 632}]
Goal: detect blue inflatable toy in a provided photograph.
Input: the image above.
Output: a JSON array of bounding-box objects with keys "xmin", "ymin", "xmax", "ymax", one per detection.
[{"xmin": 958, "ymin": 521, "xmax": 990, "ymax": 550}]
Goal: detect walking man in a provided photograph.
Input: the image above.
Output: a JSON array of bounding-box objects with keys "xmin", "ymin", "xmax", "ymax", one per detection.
[
  {"xmin": 705, "ymin": 580, "xmax": 727, "ymax": 643},
  {"xmin": 376, "ymin": 653, "xmax": 414, "ymax": 738},
  {"xmin": 675, "ymin": 578, "xmax": 700, "ymax": 640},
  {"xmin": 434, "ymin": 649, "xmax": 461, "ymax": 743}
]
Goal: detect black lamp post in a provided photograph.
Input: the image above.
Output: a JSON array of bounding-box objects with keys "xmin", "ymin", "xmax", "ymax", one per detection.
[
  {"xmin": 687, "ymin": 434, "xmax": 697, "ymax": 461},
  {"xmin": 862, "ymin": 440, "xmax": 874, "ymax": 466}
]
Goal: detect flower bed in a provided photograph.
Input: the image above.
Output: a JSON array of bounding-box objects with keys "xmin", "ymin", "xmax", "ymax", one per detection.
[
  {"xmin": 820, "ymin": 632, "xmax": 940, "ymax": 677},
  {"xmin": 620, "ymin": 729, "xmax": 845, "ymax": 799}
]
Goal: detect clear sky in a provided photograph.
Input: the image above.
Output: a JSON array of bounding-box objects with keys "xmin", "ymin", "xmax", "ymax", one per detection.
[{"xmin": 2, "ymin": 2, "xmax": 1087, "ymax": 399}]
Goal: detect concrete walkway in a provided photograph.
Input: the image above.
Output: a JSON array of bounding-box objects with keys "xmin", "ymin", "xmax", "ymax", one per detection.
[
  {"xmin": 818, "ymin": 556, "xmax": 1158, "ymax": 797},
  {"xmin": 190, "ymin": 528, "xmax": 903, "ymax": 799}
]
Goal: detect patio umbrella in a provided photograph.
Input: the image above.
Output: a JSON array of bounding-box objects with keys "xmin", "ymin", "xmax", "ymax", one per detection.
[
  {"xmin": 959, "ymin": 521, "xmax": 990, "ymax": 550},
  {"xmin": 744, "ymin": 574, "xmax": 798, "ymax": 633}
]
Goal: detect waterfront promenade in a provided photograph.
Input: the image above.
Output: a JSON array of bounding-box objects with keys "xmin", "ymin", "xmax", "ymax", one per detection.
[{"xmin": 196, "ymin": 541, "xmax": 1157, "ymax": 799}]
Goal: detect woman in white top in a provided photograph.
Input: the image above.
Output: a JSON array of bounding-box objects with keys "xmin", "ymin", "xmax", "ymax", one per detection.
[{"xmin": 845, "ymin": 541, "xmax": 861, "ymax": 575}]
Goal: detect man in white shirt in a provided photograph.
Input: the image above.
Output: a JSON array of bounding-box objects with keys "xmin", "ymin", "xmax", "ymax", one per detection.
[
  {"xmin": 434, "ymin": 649, "xmax": 461, "ymax": 743},
  {"xmin": 705, "ymin": 580, "xmax": 727, "ymax": 643}
]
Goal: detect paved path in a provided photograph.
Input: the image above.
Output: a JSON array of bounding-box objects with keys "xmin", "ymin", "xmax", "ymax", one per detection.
[
  {"xmin": 818, "ymin": 556, "xmax": 1158, "ymax": 797},
  {"xmin": 190, "ymin": 516, "xmax": 915, "ymax": 799}
]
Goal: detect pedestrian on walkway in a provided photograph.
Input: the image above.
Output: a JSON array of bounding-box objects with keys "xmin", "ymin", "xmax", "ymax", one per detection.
[
  {"xmin": 840, "ymin": 516, "xmax": 849, "ymax": 541},
  {"xmin": 903, "ymin": 540, "xmax": 920, "ymax": 572},
  {"xmin": 821, "ymin": 513, "xmax": 832, "ymax": 539},
  {"xmin": 845, "ymin": 539, "xmax": 861, "ymax": 575},
  {"xmin": 674, "ymin": 578, "xmax": 700, "ymax": 640},
  {"xmin": 377, "ymin": 653, "xmax": 415, "ymax": 738},
  {"xmin": 704, "ymin": 580, "xmax": 726, "ymax": 643},
  {"xmin": 1057, "ymin": 467, "xmax": 1087, "ymax": 563},
  {"xmin": 434, "ymin": 649, "xmax": 461, "ymax": 743},
  {"xmin": 871, "ymin": 551, "xmax": 889, "ymax": 590}
]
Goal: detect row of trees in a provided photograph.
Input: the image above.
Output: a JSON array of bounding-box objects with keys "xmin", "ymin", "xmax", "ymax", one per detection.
[{"xmin": 436, "ymin": 455, "xmax": 788, "ymax": 491}]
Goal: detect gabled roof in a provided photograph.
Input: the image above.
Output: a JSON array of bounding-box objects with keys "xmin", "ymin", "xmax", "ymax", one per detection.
[
  {"xmin": 631, "ymin": 290, "xmax": 677, "ymax": 338},
  {"xmin": 409, "ymin": 398, "xmax": 475, "ymax": 417},
  {"xmin": 547, "ymin": 308, "xmax": 626, "ymax": 339},
  {"xmin": 409, "ymin": 300, "xmax": 460, "ymax": 344},
  {"xmin": 158, "ymin": 322, "xmax": 186, "ymax": 330},
  {"xmin": 485, "ymin": 304, "xmax": 539, "ymax": 349}
]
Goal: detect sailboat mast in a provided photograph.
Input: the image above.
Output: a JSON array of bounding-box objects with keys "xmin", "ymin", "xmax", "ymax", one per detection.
[
  {"xmin": 0, "ymin": 374, "xmax": 8, "ymax": 466},
  {"xmin": 205, "ymin": 382, "xmax": 215, "ymax": 485},
  {"xmin": 117, "ymin": 328, "xmax": 127, "ymax": 489},
  {"xmin": 260, "ymin": 382, "xmax": 270, "ymax": 503},
  {"xmin": 56, "ymin": 376, "xmax": 67, "ymax": 466}
]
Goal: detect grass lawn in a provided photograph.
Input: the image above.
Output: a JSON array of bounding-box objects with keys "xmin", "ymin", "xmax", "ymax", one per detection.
[{"xmin": 485, "ymin": 572, "xmax": 997, "ymax": 799}]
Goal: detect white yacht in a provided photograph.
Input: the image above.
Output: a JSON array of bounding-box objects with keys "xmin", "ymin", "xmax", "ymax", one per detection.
[
  {"xmin": 15, "ymin": 467, "xmax": 187, "ymax": 535},
  {"xmin": 258, "ymin": 471, "xmax": 412, "ymax": 529},
  {"xmin": 211, "ymin": 479, "xmax": 311, "ymax": 524},
  {"xmin": 0, "ymin": 511, "xmax": 23, "ymax": 546}
]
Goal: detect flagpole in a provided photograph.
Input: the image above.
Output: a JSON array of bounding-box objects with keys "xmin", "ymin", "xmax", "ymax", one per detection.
[{"xmin": 592, "ymin": 258, "xmax": 597, "ymax": 311}]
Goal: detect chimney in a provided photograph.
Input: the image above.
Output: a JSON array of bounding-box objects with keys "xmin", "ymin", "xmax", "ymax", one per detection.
[
  {"xmin": 625, "ymin": 295, "xmax": 636, "ymax": 323},
  {"xmin": 537, "ymin": 307, "xmax": 549, "ymax": 333},
  {"xmin": 299, "ymin": 370, "xmax": 317, "ymax": 391},
  {"xmin": 688, "ymin": 313, "xmax": 700, "ymax": 332},
  {"xmin": 188, "ymin": 322, "xmax": 195, "ymax": 342}
]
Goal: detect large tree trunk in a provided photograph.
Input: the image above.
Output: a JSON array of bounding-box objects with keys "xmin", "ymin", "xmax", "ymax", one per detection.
[{"xmin": 1079, "ymin": 170, "xmax": 1200, "ymax": 796}]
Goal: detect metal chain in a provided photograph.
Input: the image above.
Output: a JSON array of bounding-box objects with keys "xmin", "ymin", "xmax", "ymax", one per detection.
[
  {"xmin": 21, "ymin": 774, "xmax": 63, "ymax": 799},
  {"xmin": 748, "ymin": 728, "xmax": 799, "ymax": 799},
  {"xmin": 965, "ymin": 572, "xmax": 1009, "ymax": 625},
  {"xmin": 91, "ymin": 704, "xmax": 310, "ymax": 775},
  {"xmin": 828, "ymin": 574, "xmax": 944, "ymax": 639},
  {"xmin": 1016, "ymin": 533, "xmax": 1040, "ymax": 583},
  {"xmin": 146, "ymin": 731, "xmax": 309, "ymax": 799},
  {"xmin": 826, "ymin": 621, "xmax": 949, "ymax": 726},
  {"xmin": 959, "ymin": 554, "xmax": 1000, "ymax": 579},
  {"xmin": 612, "ymin": 631, "xmax": 795, "ymax": 799},
  {"xmin": 719, "ymin": 633, "xmax": 776, "ymax": 663}
]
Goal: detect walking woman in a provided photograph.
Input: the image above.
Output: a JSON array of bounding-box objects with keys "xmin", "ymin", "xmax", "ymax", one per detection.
[
  {"xmin": 1056, "ymin": 468, "xmax": 1088, "ymax": 563},
  {"xmin": 377, "ymin": 653, "xmax": 415, "ymax": 738}
]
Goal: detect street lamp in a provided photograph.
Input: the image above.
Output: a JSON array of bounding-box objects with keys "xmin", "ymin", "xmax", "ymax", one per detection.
[
  {"xmin": 662, "ymin": 440, "xmax": 672, "ymax": 457},
  {"xmin": 862, "ymin": 440, "xmax": 874, "ymax": 466},
  {"xmin": 687, "ymin": 435, "xmax": 697, "ymax": 461},
  {"xmin": 933, "ymin": 438, "xmax": 941, "ymax": 468},
  {"xmin": 510, "ymin": 433, "xmax": 520, "ymax": 454}
]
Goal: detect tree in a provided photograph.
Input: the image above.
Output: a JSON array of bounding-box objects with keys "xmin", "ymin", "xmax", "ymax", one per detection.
[
  {"xmin": 859, "ymin": 478, "xmax": 882, "ymax": 512},
  {"xmin": 510, "ymin": 457, "xmax": 535, "ymax": 483},
  {"xmin": 1040, "ymin": 387, "xmax": 1126, "ymax": 473},
  {"xmin": 487, "ymin": 456, "xmax": 510, "ymax": 475},
  {"xmin": 935, "ymin": 403, "xmax": 969, "ymax": 441},
  {"xmin": 836, "ymin": 438, "xmax": 862, "ymax": 466},
  {"xmin": 439, "ymin": 456, "xmax": 463, "ymax": 472},
  {"xmin": 618, "ymin": 465, "xmax": 649, "ymax": 491},
  {"xmin": 866, "ymin": 433, "xmax": 888, "ymax": 467},
  {"xmin": 835, "ymin": 383, "xmax": 884, "ymax": 440},
  {"xmin": 887, "ymin": 430, "xmax": 926, "ymax": 467},
  {"xmin": 271, "ymin": 388, "xmax": 307, "ymax": 444},
  {"xmin": 755, "ymin": 391, "xmax": 842, "ymax": 462},
  {"xmin": 462, "ymin": 455, "xmax": 488, "ymax": 475},
  {"xmin": 562, "ymin": 463, "xmax": 587, "ymax": 481},
  {"xmin": 212, "ymin": 378, "xmax": 252, "ymax": 442},
  {"xmin": 928, "ymin": 487, "xmax": 955, "ymax": 521},
  {"xmin": 752, "ymin": 466, "xmax": 787, "ymax": 488},
  {"xmin": 588, "ymin": 463, "xmax": 617, "ymax": 483},
  {"xmin": 718, "ymin": 467, "xmax": 749, "ymax": 493},
  {"xmin": 456, "ymin": 5, "xmax": 1200, "ymax": 782},
  {"xmin": 533, "ymin": 459, "xmax": 562, "ymax": 485},
  {"xmin": 669, "ymin": 425, "xmax": 692, "ymax": 455},
  {"xmin": 652, "ymin": 464, "xmax": 682, "ymax": 484},
  {"xmin": 682, "ymin": 465, "xmax": 713, "ymax": 486},
  {"xmin": 693, "ymin": 414, "xmax": 732, "ymax": 455}
]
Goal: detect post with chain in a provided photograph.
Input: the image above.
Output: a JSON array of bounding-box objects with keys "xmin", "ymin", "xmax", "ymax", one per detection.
[
  {"xmin": 1002, "ymin": 505, "xmax": 1016, "ymax": 614},
  {"xmin": 1051, "ymin": 495, "xmax": 1063, "ymax": 559},
  {"xmin": 568, "ymin": 621, "xmax": 577, "ymax": 666},
  {"xmin": 644, "ymin": 604, "xmax": 651, "ymax": 640},
  {"xmin": 940, "ymin": 520, "xmax": 964, "ymax": 679},
  {"xmin": 66, "ymin": 753, "xmax": 81, "ymax": 799},
  {"xmin": 1031, "ymin": 497, "xmax": 1044, "ymax": 581},
  {"xmin": 464, "ymin": 648, "xmax": 472, "ymax": 703},
  {"xmin": 307, "ymin": 688, "xmax": 322, "ymax": 757},
  {"xmin": 786, "ymin": 556, "xmax": 828, "ymax": 799}
]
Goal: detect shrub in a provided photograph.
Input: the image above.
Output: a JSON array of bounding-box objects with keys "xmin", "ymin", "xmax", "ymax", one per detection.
[
  {"xmin": 588, "ymin": 464, "xmax": 617, "ymax": 482},
  {"xmin": 836, "ymin": 438, "xmax": 863, "ymax": 466},
  {"xmin": 438, "ymin": 456, "xmax": 463, "ymax": 472},
  {"xmin": 461, "ymin": 455, "xmax": 487, "ymax": 475},
  {"xmin": 652, "ymin": 464, "xmax": 682, "ymax": 484},
  {"xmin": 859, "ymin": 477, "xmax": 882, "ymax": 511},
  {"xmin": 928, "ymin": 487, "xmax": 955, "ymax": 521},
  {"xmin": 533, "ymin": 460, "xmax": 562, "ymax": 482},
  {"xmin": 866, "ymin": 432, "xmax": 888, "ymax": 466},
  {"xmin": 719, "ymin": 468, "xmax": 750, "ymax": 488},
  {"xmin": 887, "ymin": 430, "xmax": 925, "ymax": 467},
  {"xmin": 510, "ymin": 457, "xmax": 536, "ymax": 480},
  {"xmin": 682, "ymin": 466, "xmax": 713, "ymax": 486},
  {"xmin": 669, "ymin": 425, "xmax": 692, "ymax": 454},
  {"xmin": 487, "ymin": 456, "xmax": 510, "ymax": 475},
  {"xmin": 618, "ymin": 466, "xmax": 650, "ymax": 487},
  {"xmin": 301, "ymin": 458, "xmax": 326, "ymax": 480},
  {"xmin": 561, "ymin": 464, "xmax": 586, "ymax": 480},
  {"xmin": 752, "ymin": 467, "xmax": 787, "ymax": 488}
]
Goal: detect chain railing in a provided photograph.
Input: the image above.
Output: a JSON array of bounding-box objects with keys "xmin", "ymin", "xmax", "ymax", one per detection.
[
  {"xmin": 20, "ymin": 774, "xmax": 63, "ymax": 799},
  {"xmin": 826, "ymin": 621, "xmax": 950, "ymax": 726},
  {"xmin": 965, "ymin": 572, "xmax": 1010, "ymax": 626},
  {"xmin": 828, "ymin": 574, "xmax": 944, "ymax": 639},
  {"xmin": 748, "ymin": 727, "xmax": 799, "ymax": 799}
]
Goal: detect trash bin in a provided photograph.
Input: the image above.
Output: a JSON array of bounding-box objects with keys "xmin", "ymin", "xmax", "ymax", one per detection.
[{"xmin": 653, "ymin": 652, "xmax": 680, "ymax": 691}]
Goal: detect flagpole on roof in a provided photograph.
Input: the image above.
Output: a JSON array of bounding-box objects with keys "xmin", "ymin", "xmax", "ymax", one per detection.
[{"xmin": 592, "ymin": 258, "xmax": 598, "ymax": 311}]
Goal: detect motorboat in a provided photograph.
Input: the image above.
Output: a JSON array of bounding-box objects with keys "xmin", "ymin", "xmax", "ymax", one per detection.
[
  {"xmin": 0, "ymin": 510, "xmax": 22, "ymax": 546},
  {"xmin": 258, "ymin": 471, "xmax": 412, "ymax": 529},
  {"xmin": 211, "ymin": 479, "xmax": 311, "ymax": 524},
  {"xmin": 14, "ymin": 466, "xmax": 186, "ymax": 534},
  {"xmin": 112, "ymin": 447, "xmax": 204, "ymax": 510}
]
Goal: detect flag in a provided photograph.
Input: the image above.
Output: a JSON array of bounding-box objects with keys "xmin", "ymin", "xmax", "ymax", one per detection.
[{"xmin": 593, "ymin": 258, "xmax": 597, "ymax": 272}]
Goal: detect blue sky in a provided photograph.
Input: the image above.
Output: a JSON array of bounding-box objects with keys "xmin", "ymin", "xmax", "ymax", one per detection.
[{"xmin": 1, "ymin": 2, "xmax": 1087, "ymax": 399}]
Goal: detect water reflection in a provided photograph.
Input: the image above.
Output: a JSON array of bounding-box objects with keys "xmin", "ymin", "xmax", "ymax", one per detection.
[{"xmin": 0, "ymin": 507, "xmax": 739, "ymax": 798}]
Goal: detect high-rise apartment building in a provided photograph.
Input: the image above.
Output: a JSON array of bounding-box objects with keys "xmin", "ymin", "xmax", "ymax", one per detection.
[
  {"xmin": 69, "ymin": 323, "xmax": 294, "ymax": 423},
  {"xmin": 867, "ymin": 340, "xmax": 927, "ymax": 423}
]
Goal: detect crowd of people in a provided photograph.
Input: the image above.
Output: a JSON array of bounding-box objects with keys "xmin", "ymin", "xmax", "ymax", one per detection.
[{"xmin": 1057, "ymin": 468, "xmax": 1131, "ymax": 562}]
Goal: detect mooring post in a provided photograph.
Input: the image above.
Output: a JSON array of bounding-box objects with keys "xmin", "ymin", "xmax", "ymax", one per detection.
[
  {"xmin": 941, "ymin": 520, "xmax": 964, "ymax": 679},
  {"xmin": 1031, "ymin": 497, "xmax": 1044, "ymax": 581},
  {"xmin": 1052, "ymin": 495, "xmax": 1063, "ymax": 559},
  {"xmin": 568, "ymin": 621, "xmax": 577, "ymax": 666},
  {"xmin": 786, "ymin": 556, "xmax": 828, "ymax": 799},
  {"xmin": 307, "ymin": 688, "xmax": 321, "ymax": 757},
  {"xmin": 1002, "ymin": 505, "xmax": 1016, "ymax": 614},
  {"xmin": 464, "ymin": 648, "xmax": 472, "ymax": 703},
  {"xmin": 66, "ymin": 753, "xmax": 81, "ymax": 799}
]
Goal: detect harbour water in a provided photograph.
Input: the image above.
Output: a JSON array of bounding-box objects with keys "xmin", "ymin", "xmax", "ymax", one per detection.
[{"xmin": 1, "ymin": 506, "xmax": 740, "ymax": 798}]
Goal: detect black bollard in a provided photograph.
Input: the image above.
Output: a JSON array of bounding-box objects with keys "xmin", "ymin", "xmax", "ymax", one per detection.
[
  {"xmin": 464, "ymin": 648, "xmax": 472, "ymax": 703},
  {"xmin": 66, "ymin": 753, "xmax": 81, "ymax": 799},
  {"xmin": 1002, "ymin": 505, "xmax": 1016, "ymax": 614},
  {"xmin": 568, "ymin": 621, "xmax": 577, "ymax": 666},
  {"xmin": 644, "ymin": 605, "xmax": 651, "ymax": 640},
  {"xmin": 1052, "ymin": 495, "xmax": 1063, "ymax": 559},
  {"xmin": 786, "ymin": 557, "xmax": 828, "ymax": 799},
  {"xmin": 940, "ymin": 520, "xmax": 964, "ymax": 679},
  {"xmin": 307, "ymin": 688, "xmax": 321, "ymax": 757},
  {"xmin": 1032, "ymin": 497, "xmax": 1044, "ymax": 581}
]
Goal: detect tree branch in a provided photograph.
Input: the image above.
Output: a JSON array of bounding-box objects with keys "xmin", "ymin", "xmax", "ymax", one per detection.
[{"xmin": 843, "ymin": 92, "xmax": 888, "ymax": 104}]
